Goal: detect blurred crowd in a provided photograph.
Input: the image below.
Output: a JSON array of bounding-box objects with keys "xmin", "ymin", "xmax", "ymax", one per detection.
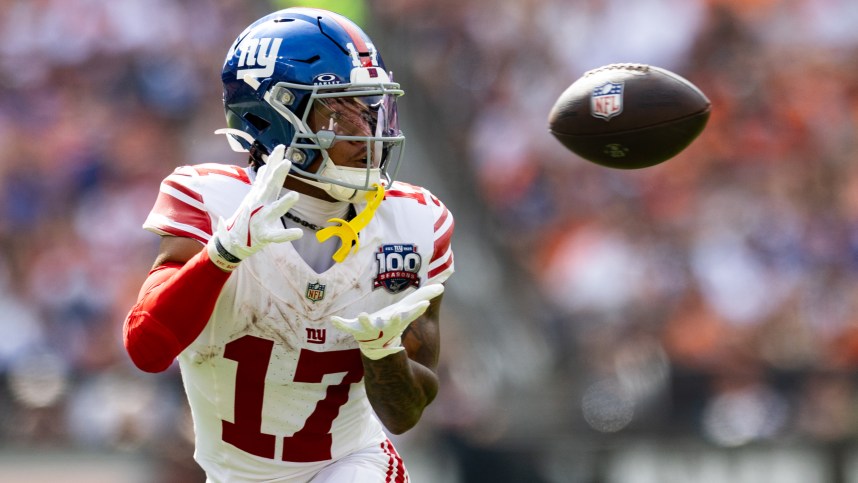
[
  {"xmin": 375, "ymin": 0, "xmax": 858, "ymax": 456},
  {"xmin": 0, "ymin": 1, "xmax": 275, "ymax": 480},
  {"xmin": 3, "ymin": 0, "xmax": 858, "ymax": 481}
]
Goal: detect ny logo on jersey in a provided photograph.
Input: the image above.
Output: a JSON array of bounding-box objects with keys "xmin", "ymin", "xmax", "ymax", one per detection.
[
  {"xmin": 233, "ymin": 36, "xmax": 282, "ymax": 78},
  {"xmin": 306, "ymin": 282, "xmax": 326, "ymax": 302},
  {"xmin": 374, "ymin": 244, "xmax": 422, "ymax": 294},
  {"xmin": 306, "ymin": 328, "xmax": 326, "ymax": 345}
]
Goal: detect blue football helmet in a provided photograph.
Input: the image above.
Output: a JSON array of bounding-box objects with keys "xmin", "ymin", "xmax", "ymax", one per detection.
[{"xmin": 220, "ymin": 8, "xmax": 405, "ymax": 202}]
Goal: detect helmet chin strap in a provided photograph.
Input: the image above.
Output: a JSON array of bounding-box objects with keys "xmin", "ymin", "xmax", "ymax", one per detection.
[
  {"xmin": 289, "ymin": 174, "xmax": 347, "ymax": 199},
  {"xmin": 289, "ymin": 171, "xmax": 369, "ymax": 203},
  {"xmin": 289, "ymin": 158, "xmax": 381, "ymax": 203}
]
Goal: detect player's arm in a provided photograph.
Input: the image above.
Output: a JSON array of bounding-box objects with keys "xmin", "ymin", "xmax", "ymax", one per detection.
[
  {"xmin": 361, "ymin": 291, "xmax": 442, "ymax": 434},
  {"xmin": 331, "ymin": 284, "xmax": 444, "ymax": 434},
  {"xmin": 123, "ymin": 236, "xmax": 231, "ymax": 373},
  {"xmin": 154, "ymin": 235, "xmax": 204, "ymax": 266},
  {"xmin": 123, "ymin": 145, "xmax": 302, "ymax": 373}
]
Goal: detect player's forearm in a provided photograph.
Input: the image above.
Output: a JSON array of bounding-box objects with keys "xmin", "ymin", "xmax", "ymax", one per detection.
[
  {"xmin": 362, "ymin": 353, "xmax": 439, "ymax": 434},
  {"xmin": 123, "ymin": 249, "xmax": 230, "ymax": 372}
]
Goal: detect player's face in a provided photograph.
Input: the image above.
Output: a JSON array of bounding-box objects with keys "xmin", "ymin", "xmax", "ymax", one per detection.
[{"xmin": 309, "ymin": 95, "xmax": 384, "ymax": 169}]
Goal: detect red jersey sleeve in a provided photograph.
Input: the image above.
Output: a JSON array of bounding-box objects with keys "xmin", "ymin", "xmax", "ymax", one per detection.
[
  {"xmin": 126, "ymin": 163, "xmax": 251, "ymax": 372},
  {"xmin": 143, "ymin": 164, "xmax": 251, "ymax": 244},
  {"xmin": 123, "ymin": 250, "xmax": 232, "ymax": 373}
]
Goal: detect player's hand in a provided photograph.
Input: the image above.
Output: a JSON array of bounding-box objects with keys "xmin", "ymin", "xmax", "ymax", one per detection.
[
  {"xmin": 206, "ymin": 145, "xmax": 303, "ymax": 271},
  {"xmin": 331, "ymin": 284, "xmax": 444, "ymax": 360}
]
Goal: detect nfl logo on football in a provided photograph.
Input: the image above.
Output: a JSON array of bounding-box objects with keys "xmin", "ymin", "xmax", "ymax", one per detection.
[{"xmin": 591, "ymin": 81, "xmax": 624, "ymax": 121}]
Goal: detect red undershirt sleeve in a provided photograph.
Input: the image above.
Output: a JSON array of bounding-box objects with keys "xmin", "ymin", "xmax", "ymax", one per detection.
[{"xmin": 123, "ymin": 249, "xmax": 232, "ymax": 373}]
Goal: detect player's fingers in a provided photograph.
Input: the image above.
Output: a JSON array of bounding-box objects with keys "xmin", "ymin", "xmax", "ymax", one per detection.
[
  {"xmin": 400, "ymin": 284, "xmax": 444, "ymax": 306},
  {"xmin": 267, "ymin": 148, "xmax": 293, "ymax": 182},
  {"xmin": 267, "ymin": 144, "xmax": 287, "ymax": 167},
  {"xmin": 267, "ymin": 191, "xmax": 300, "ymax": 219},
  {"xmin": 330, "ymin": 316, "xmax": 355, "ymax": 333},
  {"xmin": 255, "ymin": 164, "xmax": 269, "ymax": 184},
  {"xmin": 255, "ymin": 145, "xmax": 291, "ymax": 198},
  {"xmin": 397, "ymin": 300, "xmax": 430, "ymax": 325},
  {"xmin": 260, "ymin": 227, "xmax": 303, "ymax": 244},
  {"xmin": 356, "ymin": 312, "xmax": 376, "ymax": 332}
]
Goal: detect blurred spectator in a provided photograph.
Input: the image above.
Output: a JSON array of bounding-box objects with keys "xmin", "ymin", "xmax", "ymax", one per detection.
[{"xmin": 5, "ymin": 0, "xmax": 858, "ymax": 481}]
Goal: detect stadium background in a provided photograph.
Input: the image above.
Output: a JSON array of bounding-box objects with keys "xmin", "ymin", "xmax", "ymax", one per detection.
[{"xmin": 2, "ymin": 0, "xmax": 858, "ymax": 481}]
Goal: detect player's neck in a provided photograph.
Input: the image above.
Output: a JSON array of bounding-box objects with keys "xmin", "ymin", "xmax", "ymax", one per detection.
[
  {"xmin": 287, "ymin": 189, "xmax": 350, "ymax": 222},
  {"xmin": 284, "ymin": 175, "xmax": 339, "ymax": 203}
]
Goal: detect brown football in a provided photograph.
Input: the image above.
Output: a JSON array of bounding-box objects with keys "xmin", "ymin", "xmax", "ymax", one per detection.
[{"xmin": 548, "ymin": 63, "xmax": 711, "ymax": 169}]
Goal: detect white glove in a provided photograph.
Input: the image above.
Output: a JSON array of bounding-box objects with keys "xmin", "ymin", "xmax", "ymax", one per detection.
[
  {"xmin": 331, "ymin": 284, "xmax": 445, "ymax": 360},
  {"xmin": 207, "ymin": 145, "xmax": 304, "ymax": 271}
]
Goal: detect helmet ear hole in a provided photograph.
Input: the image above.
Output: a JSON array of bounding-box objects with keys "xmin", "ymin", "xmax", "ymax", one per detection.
[{"xmin": 243, "ymin": 113, "xmax": 271, "ymax": 131}]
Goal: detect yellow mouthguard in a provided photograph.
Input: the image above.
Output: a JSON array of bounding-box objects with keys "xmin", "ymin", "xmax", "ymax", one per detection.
[{"xmin": 316, "ymin": 184, "xmax": 385, "ymax": 263}]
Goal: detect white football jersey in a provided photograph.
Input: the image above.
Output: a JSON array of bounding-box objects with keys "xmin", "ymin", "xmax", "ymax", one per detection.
[{"xmin": 143, "ymin": 163, "xmax": 454, "ymax": 482}]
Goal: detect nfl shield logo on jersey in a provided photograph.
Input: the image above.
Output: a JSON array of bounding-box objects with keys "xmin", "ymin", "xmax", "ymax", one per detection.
[
  {"xmin": 591, "ymin": 81, "xmax": 624, "ymax": 120},
  {"xmin": 306, "ymin": 282, "xmax": 326, "ymax": 302},
  {"xmin": 374, "ymin": 244, "xmax": 422, "ymax": 294}
]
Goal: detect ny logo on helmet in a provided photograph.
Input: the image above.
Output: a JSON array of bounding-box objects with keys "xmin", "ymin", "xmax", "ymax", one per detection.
[
  {"xmin": 346, "ymin": 42, "xmax": 378, "ymax": 68},
  {"xmin": 233, "ymin": 37, "xmax": 283, "ymax": 79}
]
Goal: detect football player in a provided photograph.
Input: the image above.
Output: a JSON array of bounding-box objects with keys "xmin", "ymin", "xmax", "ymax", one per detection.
[{"xmin": 122, "ymin": 8, "xmax": 454, "ymax": 482}]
